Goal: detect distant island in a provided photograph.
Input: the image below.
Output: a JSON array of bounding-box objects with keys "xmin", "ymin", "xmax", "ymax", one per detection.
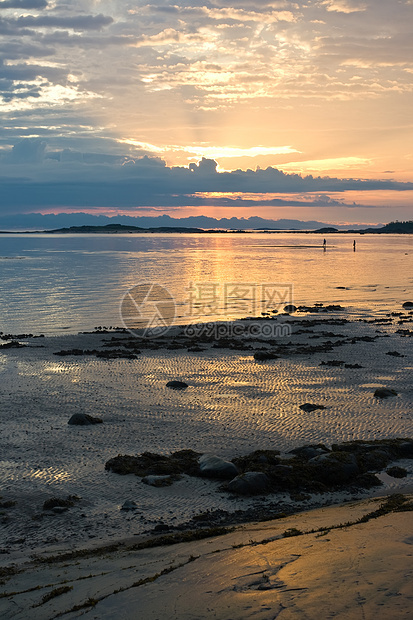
[
  {"xmin": 0, "ymin": 220, "xmax": 411, "ymax": 235},
  {"xmin": 362, "ymin": 220, "xmax": 413, "ymax": 234},
  {"xmin": 39, "ymin": 220, "xmax": 413, "ymax": 234},
  {"xmin": 43, "ymin": 223, "xmax": 205, "ymax": 234}
]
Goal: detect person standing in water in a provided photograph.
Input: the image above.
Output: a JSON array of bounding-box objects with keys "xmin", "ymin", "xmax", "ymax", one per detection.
[
  {"xmin": 323, "ymin": 238, "xmax": 326, "ymax": 250},
  {"xmin": 353, "ymin": 240, "xmax": 356, "ymax": 251}
]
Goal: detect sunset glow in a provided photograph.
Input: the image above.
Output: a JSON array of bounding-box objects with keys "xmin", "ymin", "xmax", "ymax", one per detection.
[{"xmin": 0, "ymin": 0, "xmax": 412, "ymax": 225}]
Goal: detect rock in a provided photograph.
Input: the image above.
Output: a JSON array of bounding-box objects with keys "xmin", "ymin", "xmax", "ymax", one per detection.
[
  {"xmin": 166, "ymin": 380, "xmax": 188, "ymax": 390},
  {"xmin": 299, "ymin": 403, "xmax": 326, "ymax": 413},
  {"xmin": 68, "ymin": 413, "xmax": 103, "ymax": 425},
  {"xmin": 283, "ymin": 304, "xmax": 297, "ymax": 313},
  {"xmin": 198, "ymin": 455, "xmax": 239, "ymax": 479},
  {"xmin": 386, "ymin": 466, "xmax": 407, "ymax": 478},
  {"xmin": 320, "ymin": 360, "xmax": 345, "ymax": 367},
  {"xmin": 142, "ymin": 475, "xmax": 175, "ymax": 487},
  {"xmin": 226, "ymin": 471, "xmax": 270, "ymax": 495},
  {"xmin": 289, "ymin": 444, "xmax": 330, "ymax": 459},
  {"xmin": 232, "ymin": 450, "xmax": 280, "ymax": 472},
  {"xmin": 332, "ymin": 439, "xmax": 413, "ymax": 461},
  {"xmin": 43, "ymin": 496, "xmax": 79, "ymax": 511},
  {"xmin": 105, "ymin": 450, "xmax": 200, "ymax": 477},
  {"xmin": 398, "ymin": 441, "xmax": 413, "ymax": 457},
  {"xmin": 121, "ymin": 500, "xmax": 138, "ymax": 511},
  {"xmin": 402, "ymin": 301, "xmax": 413, "ymax": 309},
  {"xmin": 310, "ymin": 452, "xmax": 359, "ymax": 485},
  {"xmin": 357, "ymin": 449, "xmax": 392, "ymax": 471},
  {"xmin": 253, "ymin": 351, "xmax": 278, "ymax": 361},
  {"xmin": 385, "ymin": 351, "xmax": 404, "ymax": 357},
  {"xmin": 374, "ymin": 388, "xmax": 398, "ymax": 398}
]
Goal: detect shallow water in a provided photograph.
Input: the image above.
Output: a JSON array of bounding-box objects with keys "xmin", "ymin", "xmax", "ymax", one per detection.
[{"xmin": 0, "ymin": 232, "xmax": 412, "ymax": 334}]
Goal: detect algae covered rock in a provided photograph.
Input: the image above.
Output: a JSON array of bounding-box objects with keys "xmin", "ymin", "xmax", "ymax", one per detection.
[
  {"xmin": 105, "ymin": 449, "xmax": 200, "ymax": 477},
  {"xmin": 309, "ymin": 451, "xmax": 360, "ymax": 485}
]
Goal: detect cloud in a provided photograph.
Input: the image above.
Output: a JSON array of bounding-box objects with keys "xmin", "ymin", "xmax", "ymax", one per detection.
[
  {"xmin": 0, "ymin": 0, "xmax": 48, "ymax": 8},
  {"xmin": 14, "ymin": 14, "xmax": 113, "ymax": 31},
  {"xmin": 0, "ymin": 143, "xmax": 412, "ymax": 213},
  {"xmin": 321, "ymin": 0, "xmax": 367, "ymax": 13},
  {"xmin": 3, "ymin": 137, "xmax": 46, "ymax": 163},
  {"xmin": 0, "ymin": 0, "xmax": 411, "ymax": 225}
]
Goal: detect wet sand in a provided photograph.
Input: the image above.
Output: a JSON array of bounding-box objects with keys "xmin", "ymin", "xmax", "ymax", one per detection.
[
  {"xmin": 1, "ymin": 495, "xmax": 412, "ymax": 619},
  {"xmin": 0, "ymin": 310, "xmax": 412, "ymax": 616}
]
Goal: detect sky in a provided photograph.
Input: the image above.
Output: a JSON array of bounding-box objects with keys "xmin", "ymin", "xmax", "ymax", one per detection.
[{"xmin": 0, "ymin": 0, "xmax": 412, "ymax": 225}]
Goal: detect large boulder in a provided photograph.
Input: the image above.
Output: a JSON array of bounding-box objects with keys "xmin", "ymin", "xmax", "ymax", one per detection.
[
  {"xmin": 198, "ymin": 455, "xmax": 238, "ymax": 479},
  {"xmin": 68, "ymin": 413, "xmax": 103, "ymax": 425},
  {"xmin": 310, "ymin": 451, "xmax": 359, "ymax": 485},
  {"xmin": 226, "ymin": 471, "xmax": 270, "ymax": 495}
]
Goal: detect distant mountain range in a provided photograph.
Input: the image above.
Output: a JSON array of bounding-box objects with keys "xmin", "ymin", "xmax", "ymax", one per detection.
[{"xmin": 0, "ymin": 212, "xmax": 384, "ymax": 231}]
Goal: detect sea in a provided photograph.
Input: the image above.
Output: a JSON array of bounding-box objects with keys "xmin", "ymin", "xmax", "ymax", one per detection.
[{"xmin": 0, "ymin": 232, "xmax": 412, "ymax": 335}]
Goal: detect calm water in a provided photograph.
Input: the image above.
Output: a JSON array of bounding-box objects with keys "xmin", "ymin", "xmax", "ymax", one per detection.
[{"xmin": 0, "ymin": 232, "xmax": 412, "ymax": 335}]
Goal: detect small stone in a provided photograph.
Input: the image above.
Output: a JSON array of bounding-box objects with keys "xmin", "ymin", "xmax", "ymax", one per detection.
[
  {"xmin": 374, "ymin": 388, "xmax": 398, "ymax": 399},
  {"xmin": 68, "ymin": 413, "xmax": 103, "ymax": 425},
  {"xmin": 121, "ymin": 500, "xmax": 138, "ymax": 511},
  {"xmin": 254, "ymin": 351, "xmax": 278, "ymax": 361},
  {"xmin": 142, "ymin": 475, "xmax": 175, "ymax": 487},
  {"xmin": 402, "ymin": 302, "xmax": 413, "ymax": 309},
  {"xmin": 43, "ymin": 496, "xmax": 79, "ymax": 511},
  {"xmin": 166, "ymin": 380, "xmax": 188, "ymax": 390},
  {"xmin": 283, "ymin": 304, "xmax": 297, "ymax": 313},
  {"xmin": 386, "ymin": 466, "xmax": 407, "ymax": 479},
  {"xmin": 299, "ymin": 403, "xmax": 326, "ymax": 413}
]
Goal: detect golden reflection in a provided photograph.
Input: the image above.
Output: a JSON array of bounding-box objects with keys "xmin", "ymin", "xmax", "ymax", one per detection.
[{"xmin": 29, "ymin": 468, "xmax": 71, "ymax": 482}]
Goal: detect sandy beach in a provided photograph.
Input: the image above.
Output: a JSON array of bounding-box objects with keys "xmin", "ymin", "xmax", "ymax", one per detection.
[
  {"xmin": 0, "ymin": 495, "xmax": 412, "ymax": 619},
  {"xmin": 0, "ymin": 308, "xmax": 412, "ymax": 617}
]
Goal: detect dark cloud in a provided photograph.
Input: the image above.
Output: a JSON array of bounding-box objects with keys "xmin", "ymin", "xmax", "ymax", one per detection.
[
  {"xmin": 0, "ymin": 86, "xmax": 41, "ymax": 99},
  {"xmin": 0, "ymin": 59, "xmax": 71, "ymax": 101},
  {"xmin": 0, "ymin": 145, "xmax": 412, "ymax": 212},
  {"xmin": 0, "ymin": 41, "xmax": 55, "ymax": 58},
  {"xmin": 14, "ymin": 13, "xmax": 114, "ymax": 31},
  {"xmin": 0, "ymin": 17, "xmax": 35, "ymax": 35},
  {"xmin": 3, "ymin": 138, "xmax": 46, "ymax": 163},
  {"xmin": 0, "ymin": 0, "xmax": 48, "ymax": 8},
  {"xmin": 40, "ymin": 31, "xmax": 133, "ymax": 47},
  {"xmin": 0, "ymin": 60, "xmax": 65, "ymax": 81}
]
